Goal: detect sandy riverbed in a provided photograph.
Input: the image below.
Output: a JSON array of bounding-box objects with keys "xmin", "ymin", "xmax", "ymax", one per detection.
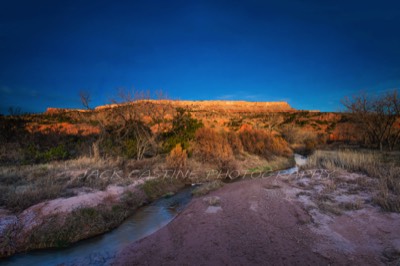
[{"xmin": 114, "ymin": 170, "xmax": 400, "ymax": 265}]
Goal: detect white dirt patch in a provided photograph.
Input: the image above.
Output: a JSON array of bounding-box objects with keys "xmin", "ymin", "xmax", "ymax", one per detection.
[
  {"xmin": 249, "ymin": 201, "xmax": 258, "ymax": 212},
  {"xmin": 294, "ymin": 154, "xmax": 307, "ymax": 166},
  {"xmin": 3, "ymin": 176, "xmax": 157, "ymax": 242},
  {"xmin": 276, "ymin": 168, "xmax": 400, "ymax": 263},
  {"xmin": 29, "ymin": 176, "xmax": 156, "ymax": 217},
  {"xmin": 203, "ymin": 196, "xmax": 221, "ymax": 206},
  {"xmin": 205, "ymin": 206, "xmax": 222, "ymax": 214}
]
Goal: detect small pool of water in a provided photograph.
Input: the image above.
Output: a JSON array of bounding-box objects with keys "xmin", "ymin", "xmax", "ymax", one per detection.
[
  {"xmin": 1, "ymin": 187, "xmax": 194, "ymax": 266},
  {"xmin": 277, "ymin": 154, "xmax": 307, "ymax": 175}
]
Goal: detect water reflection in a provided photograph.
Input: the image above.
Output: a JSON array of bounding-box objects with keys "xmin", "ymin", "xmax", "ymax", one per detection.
[
  {"xmin": 277, "ymin": 154, "xmax": 307, "ymax": 175},
  {"xmin": 1, "ymin": 187, "xmax": 193, "ymax": 266}
]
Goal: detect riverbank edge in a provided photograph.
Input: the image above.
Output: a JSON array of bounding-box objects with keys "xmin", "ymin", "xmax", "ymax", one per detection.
[
  {"xmin": 0, "ymin": 177, "xmax": 186, "ymax": 258},
  {"xmin": 0, "ymin": 155, "xmax": 296, "ymax": 259}
]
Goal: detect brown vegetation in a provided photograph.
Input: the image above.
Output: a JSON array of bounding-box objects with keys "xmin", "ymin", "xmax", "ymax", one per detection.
[
  {"xmin": 304, "ymin": 150, "xmax": 400, "ymax": 212},
  {"xmin": 140, "ymin": 178, "xmax": 185, "ymax": 200},
  {"xmin": 191, "ymin": 180, "xmax": 224, "ymax": 196},
  {"xmin": 239, "ymin": 128, "xmax": 292, "ymax": 158},
  {"xmin": 0, "ymin": 157, "xmax": 128, "ymax": 211},
  {"xmin": 4, "ymin": 89, "xmax": 400, "ymax": 261},
  {"xmin": 226, "ymin": 131, "xmax": 243, "ymax": 154},
  {"xmin": 193, "ymin": 128, "xmax": 234, "ymax": 163},
  {"xmin": 342, "ymin": 89, "xmax": 400, "ymax": 150},
  {"xmin": 192, "ymin": 127, "xmax": 242, "ymax": 173},
  {"xmin": 166, "ymin": 144, "xmax": 187, "ymax": 170}
]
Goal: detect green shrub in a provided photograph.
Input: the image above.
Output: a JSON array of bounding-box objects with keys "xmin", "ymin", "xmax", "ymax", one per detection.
[
  {"xmin": 123, "ymin": 139, "xmax": 138, "ymax": 158},
  {"xmin": 162, "ymin": 108, "xmax": 203, "ymax": 153},
  {"xmin": 43, "ymin": 144, "xmax": 69, "ymax": 161},
  {"xmin": 24, "ymin": 144, "xmax": 69, "ymax": 163}
]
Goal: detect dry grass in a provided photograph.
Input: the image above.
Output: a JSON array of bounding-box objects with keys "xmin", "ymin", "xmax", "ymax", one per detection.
[
  {"xmin": 166, "ymin": 144, "xmax": 187, "ymax": 170},
  {"xmin": 25, "ymin": 189, "xmax": 147, "ymax": 251},
  {"xmin": 338, "ymin": 199, "xmax": 364, "ymax": 211},
  {"xmin": 317, "ymin": 201, "xmax": 342, "ymax": 215},
  {"xmin": 192, "ymin": 180, "xmax": 224, "ymax": 196},
  {"xmin": 140, "ymin": 178, "xmax": 185, "ymax": 200},
  {"xmin": 245, "ymin": 154, "xmax": 295, "ymax": 174},
  {"xmin": 304, "ymin": 150, "xmax": 379, "ymax": 175},
  {"xmin": 193, "ymin": 128, "xmax": 234, "ymax": 163},
  {"xmin": 0, "ymin": 188, "xmax": 148, "ymax": 257},
  {"xmin": 280, "ymin": 125, "xmax": 319, "ymax": 155},
  {"xmin": 239, "ymin": 128, "xmax": 292, "ymax": 158},
  {"xmin": 192, "ymin": 128, "xmax": 243, "ymax": 173},
  {"xmin": 226, "ymin": 131, "xmax": 243, "ymax": 154},
  {"xmin": 304, "ymin": 150, "xmax": 400, "ymax": 213},
  {"xmin": 203, "ymin": 196, "xmax": 221, "ymax": 206},
  {"xmin": 0, "ymin": 157, "xmax": 132, "ymax": 212}
]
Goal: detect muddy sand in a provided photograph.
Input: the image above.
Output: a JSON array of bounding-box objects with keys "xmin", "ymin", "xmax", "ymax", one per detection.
[{"xmin": 113, "ymin": 171, "xmax": 400, "ymax": 265}]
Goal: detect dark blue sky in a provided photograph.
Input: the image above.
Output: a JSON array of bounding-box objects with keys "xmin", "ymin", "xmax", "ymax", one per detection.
[{"xmin": 1, "ymin": 0, "xmax": 400, "ymax": 113}]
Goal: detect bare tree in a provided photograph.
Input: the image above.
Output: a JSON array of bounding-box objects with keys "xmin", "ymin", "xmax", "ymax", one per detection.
[
  {"xmin": 105, "ymin": 88, "xmax": 157, "ymax": 159},
  {"xmin": 79, "ymin": 90, "xmax": 92, "ymax": 110},
  {"xmin": 145, "ymin": 90, "xmax": 175, "ymax": 133},
  {"xmin": 385, "ymin": 90, "xmax": 400, "ymax": 150},
  {"xmin": 263, "ymin": 112, "xmax": 284, "ymax": 133},
  {"xmin": 7, "ymin": 106, "xmax": 23, "ymax": 116},
  {"xmin": 342, "ymin": 89, "xmax": 400, "ymax": 151}
]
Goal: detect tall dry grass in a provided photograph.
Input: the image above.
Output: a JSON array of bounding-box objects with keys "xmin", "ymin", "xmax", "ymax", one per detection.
[
  {"xmin": 190, "ymin": 128, "xmax": 234, "ymax": 172},
  {"xmin": 166, "ymin": 144, "xmax": 187, "ymax": 170},
  {"xmin": 0, "ymin": 157, "xmax": 130, "ymax": 211},
  {"xmin": 193, "ymin": 128, "xmax": 233, "ymax": 163},
  {"xmin": 239, "ymin": 128, "xmax": 292, "ymax": 158},
  {"xmin": 304, "ymin": 150, "xmax": 400, "ymax": 212},
  {"xmin": 305, "ymin": 150, "xmax": 378, "ymax": 176},
  {"xmin": 226, "ymin": 131, "xmax": 243, "ymax": 154}
]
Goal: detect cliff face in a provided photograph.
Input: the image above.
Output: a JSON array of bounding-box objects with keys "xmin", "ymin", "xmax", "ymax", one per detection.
[
  {"xmin": 45, "ymin": 108, "xmax": 89, "ymax": 114},
  {"xmin": 93, "ymin": 100, "xmax": 294, "ymax": 113},
  {"xmin": 45, "ymin": 100, "xmax": 294, "ymax": 114},
  {"xmin": 166, "ymin": 100, "xmax": 293, "ymax": 111}
]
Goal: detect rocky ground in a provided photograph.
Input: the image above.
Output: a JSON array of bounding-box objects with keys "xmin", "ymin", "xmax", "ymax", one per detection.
[{"xmin": 113, "ymin": 169, "xmax": 400, "ymax": 266}]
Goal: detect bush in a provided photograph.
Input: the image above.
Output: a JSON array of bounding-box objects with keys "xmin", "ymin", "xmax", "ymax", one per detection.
[
  {"xmin": 141, "ymin": 178, "xmax": 185, "ymax": 200},
  {"xmin": 166, "ymin": 144, "xmax": 187, "ymax": 170},
  {"xmin": 280, "ymin": 125, "xmax": 319, "ymax": 155},
  {"xmin": 239, "ymin": 128, "xmax": 292, "ymax": 158},
  {"xmin": 162, "ymin": 108, "xmax": 203, "ymax": 153},
  {"xmin": 193, "ymin": 128, "xmax": 233, "ymax": 163},
  {"xmin": 44, "ymin": 144, "xmax": 69, "ymax": 161},
  {"xmin": 0, "ymin": 116, "xmax": 27, "ymax": 143},
  {"xmin": 280, "ymin": 125, "xmax": 316, "ymax": 145},
  {"xmin": 303, "ymin": 138, "xmax": 318, "ymax": 155},
  {"xmin": 100, "ymin": 121, "xmax": 154, "ymax": 160},
  {"xmin": 123, "ymin": 139, "xmax": 138, "ymax": 158},
  {"xmin": 24, "ymin": 144, "xmax": 70, "ymax": 163},
  {"xmin": 226, "ymin": 131, "xmax": 243, "ymax": 154}
]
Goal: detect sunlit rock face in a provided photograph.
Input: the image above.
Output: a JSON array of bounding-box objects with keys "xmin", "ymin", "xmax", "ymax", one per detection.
[{"xmin": 93, "ymin": 100, "xmax": 295, "ymax": 113}]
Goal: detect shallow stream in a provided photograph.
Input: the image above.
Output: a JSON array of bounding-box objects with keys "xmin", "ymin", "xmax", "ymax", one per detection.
[
  {"xmin": 1, "ymin": 187, "xmax": 193, "ymax": 266},
  {"xmin": 1, "ymin": 154, "xmax": 307, "ymax": 266}
]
